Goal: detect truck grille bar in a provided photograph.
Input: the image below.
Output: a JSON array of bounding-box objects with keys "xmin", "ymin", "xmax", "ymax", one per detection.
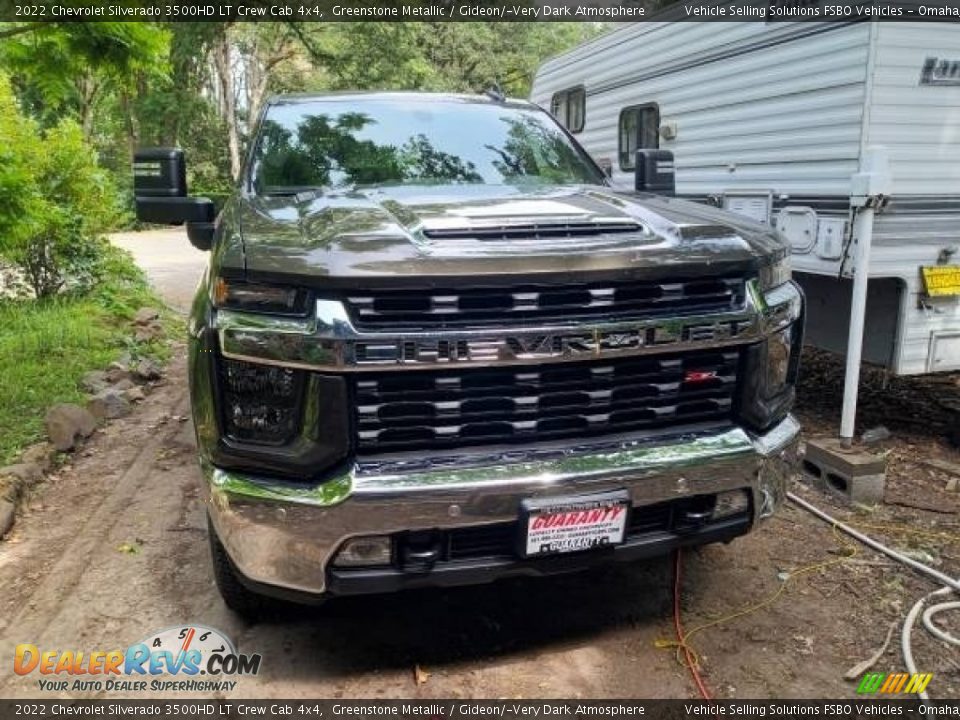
[
  {"xmin": 346, "ymin": 277, "xmax": 745, "ymax": 330},
  {"xmin": 354, "ymin": 350, "xmax": 739, "ymax": 454}
]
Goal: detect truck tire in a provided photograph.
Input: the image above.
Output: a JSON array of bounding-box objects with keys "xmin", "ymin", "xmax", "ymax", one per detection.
[{"xmin": 208, "ymin": 518, "xmax": 272, "ymax": 620}]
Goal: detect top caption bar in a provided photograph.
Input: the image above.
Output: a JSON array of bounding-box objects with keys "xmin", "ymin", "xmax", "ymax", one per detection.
[
  {"xmin": 1, "ymin": 700, "xmax": 960, "ymax": 718},
  {"xmin": 2, "ymin": 0, "xmax": 960, "ymax": 21}
]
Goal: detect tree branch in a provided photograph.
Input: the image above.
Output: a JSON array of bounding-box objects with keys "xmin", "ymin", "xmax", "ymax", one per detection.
[
  {"xmin": 283, "ymin": 22, "xmax": 336, "ymax": 66},
  {"xmin": 0, "ymin": 22, "xmax": 45, "ymax": 40},
  {"xmin": 263, "ymin": 50, "xmax": 295, "ymax": 73}
]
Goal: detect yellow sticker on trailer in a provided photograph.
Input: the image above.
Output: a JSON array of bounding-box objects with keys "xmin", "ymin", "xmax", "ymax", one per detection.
[{"xmin": 921, "ymin": 266, "xmax": 960, "ymax": 297}]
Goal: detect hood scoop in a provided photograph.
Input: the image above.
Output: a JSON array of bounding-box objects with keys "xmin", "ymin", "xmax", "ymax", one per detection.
[
  {"xmin": 422, "ymin": 219, "xmax": 642, "ymax": 242},
  {"xmin": 415, "ymin": 216, "xmax": 656, "ymax": 258}
]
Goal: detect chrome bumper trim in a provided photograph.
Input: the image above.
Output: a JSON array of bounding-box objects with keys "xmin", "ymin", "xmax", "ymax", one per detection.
[
  {"xmin": 216, "ymin": 280, "xmax": 802, "ymax": 372},
  {"xmin": 205, "ymin": 415, "xmax": 800, "ymax": 596},
  {"xmin": 208, "ymin": 415, "xmax": 799, "ymax": 507}
]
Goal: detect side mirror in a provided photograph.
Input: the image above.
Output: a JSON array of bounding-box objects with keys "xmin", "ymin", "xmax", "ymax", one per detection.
[
  {"xmin": 133, "ymin": 148, "xmax": 216, "ymax": 251},
  {"xmin": 634, "ymin": 149, "xmax": 675, "ymax": 196}
]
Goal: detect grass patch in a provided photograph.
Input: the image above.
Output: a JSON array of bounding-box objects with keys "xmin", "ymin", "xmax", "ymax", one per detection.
[{"xmin": 0, "ymin": 246, "xmax": 168, "ymax": 466}]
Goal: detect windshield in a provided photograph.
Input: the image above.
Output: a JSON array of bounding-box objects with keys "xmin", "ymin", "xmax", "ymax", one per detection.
[{"xmin": 250, "ymin": 97, "xmax": 605, "ymax": 193}]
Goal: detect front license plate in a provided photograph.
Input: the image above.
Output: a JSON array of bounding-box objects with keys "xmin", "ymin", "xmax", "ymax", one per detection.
[{"xmin": 521, "ymin": 490, "xmax": 630, "ymax": 558}]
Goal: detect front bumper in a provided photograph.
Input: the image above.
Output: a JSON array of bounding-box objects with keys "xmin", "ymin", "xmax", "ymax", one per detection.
[{"xmin": 204, "ymin": 415, "xmax": 801, "ymax": 599}]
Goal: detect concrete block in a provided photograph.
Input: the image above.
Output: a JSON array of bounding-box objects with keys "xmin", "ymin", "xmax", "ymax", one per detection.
[{"xmin": 801, "ymin": 437, "xmax": 887, "ymax": 505}]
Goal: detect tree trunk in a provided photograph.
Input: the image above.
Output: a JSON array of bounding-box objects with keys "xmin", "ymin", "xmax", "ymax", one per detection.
[
  {"xmin": 213, "ymin": 32, "xmax": 242, "ymax": 181},
  {"xmin": 119, "ymin": 89, "xmax": 140, "ymax": 159},
  {"xmin": 247, "ymin": 61, "xmax": 270, "ymax": 133},
  {"xmin": 75, "ymin": 73, "xmax": 100, "ymax": 141},
  {"xmin": 245, "ymin": 35, "xmax": 294, "ymax": 135}
]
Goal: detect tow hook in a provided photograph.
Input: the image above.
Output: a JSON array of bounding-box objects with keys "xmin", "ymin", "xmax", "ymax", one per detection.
[{"xmin": 401, "ymin": 532, "xmax": 442, "ymax": 571}]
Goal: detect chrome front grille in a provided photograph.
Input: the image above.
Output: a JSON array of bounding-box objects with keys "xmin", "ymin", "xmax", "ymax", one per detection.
[
  {"xmin": 346, "ymin": 277, "xmax": 746, "ymax": 330},
  {"xmin": 354, "ymin": 350, "xmax": 739, "ymax": 454}
]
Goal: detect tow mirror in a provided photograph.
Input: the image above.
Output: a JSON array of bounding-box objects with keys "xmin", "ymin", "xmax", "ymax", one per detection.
[
  {"xmin": 634, "ymin": 149, "xmax": 675, "ymax": 196},
  {"xmin": 133, "ymin": 148, "xmax": 216, "ymax": 251}
]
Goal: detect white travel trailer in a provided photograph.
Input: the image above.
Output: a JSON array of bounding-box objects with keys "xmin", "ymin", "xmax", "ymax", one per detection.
[{"xmin": 532, "ymin": 20, "xmax": 960, "ymax": 376}]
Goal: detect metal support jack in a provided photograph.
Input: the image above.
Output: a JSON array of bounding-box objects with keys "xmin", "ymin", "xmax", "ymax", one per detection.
[
  {"xmin": 802, "ymin": 148, "xmax": 891, "ymax": 505},
  {"xmin": 840, "ymin": 147, "xmax": 891, "ymax": 448}
]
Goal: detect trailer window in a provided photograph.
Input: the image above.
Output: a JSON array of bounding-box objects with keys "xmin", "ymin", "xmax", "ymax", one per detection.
[
  {"xmin": 550, "ymin": 87, "xmax": 585, "ymax": 133},
  {"xmin": 619, "ymin": 105, "xmax": 659, "ymax": 170}
]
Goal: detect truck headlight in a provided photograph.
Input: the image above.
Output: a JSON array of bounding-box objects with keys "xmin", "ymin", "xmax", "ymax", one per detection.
[
  {"xmin": 213, "ymin": 277, "xmax": 311, "ymax": 316},
  {"xmin": 219, "ymin": 358, "xmax": 305, "ymax": 445},
  {"xmin": 737, "ymin": 322, "xmax": 803, "ymax": 432}
]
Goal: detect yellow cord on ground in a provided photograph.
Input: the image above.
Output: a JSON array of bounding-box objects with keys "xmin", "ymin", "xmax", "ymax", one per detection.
[
  {"xmin": 656, "ymin": 523, "xmax": 859, "ymax": 670},
  {"xmin": 845, "ymin": 520, "xmax": 960, "ymax": 546}
]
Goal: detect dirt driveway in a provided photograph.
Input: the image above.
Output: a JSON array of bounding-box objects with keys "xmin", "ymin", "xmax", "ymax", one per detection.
[
  {"xmin": 0, "ymin": 232, "xmax": 957, "ymax": 700},
  {"xmin": 110, "ymin": 228, "xmax": 207, "ymax": 313}
]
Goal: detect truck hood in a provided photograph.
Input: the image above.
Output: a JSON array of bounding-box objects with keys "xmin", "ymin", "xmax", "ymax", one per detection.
[{"xmin": 229, "ymin": 184, "xmax": 786, "ymax": 287}]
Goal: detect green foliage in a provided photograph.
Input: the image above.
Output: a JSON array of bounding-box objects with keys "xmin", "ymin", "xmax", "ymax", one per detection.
[
  {"xmin": 0, "ymin": 297, "xmax": 116, "ymax": 464},
  {"xmin": 177, "ymin": 104, "xmax": 235, "ymax": 201},
  {"xmin": 0, "ymin": 72, "xmax": 122, "ymax": 298},
  {"xmin": 0, "ymin": 244, "xmax": 162, "ymax": 466},
  {"xmin": 0, "ymin": 22, "xmax": 169, "ymax": 131},
  {"xmin": 134, "ymin": 24, "xmax": 230, "ymax": 191},
  {"xmin": 291, "ymin": 23, "xmax": 605, "ymax": 97},
  {"xmin": 1, "ymin": 22, "xmax": 171, "ymax": 228}
]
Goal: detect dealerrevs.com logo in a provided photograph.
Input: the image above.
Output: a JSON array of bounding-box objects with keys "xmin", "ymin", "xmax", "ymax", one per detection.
[{"xmin": 14, "ymin": 625, "xmax": 261, "ymax": 693}]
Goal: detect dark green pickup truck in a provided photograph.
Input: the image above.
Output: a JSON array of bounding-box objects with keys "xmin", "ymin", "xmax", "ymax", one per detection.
[{"xmin": 133, "ymin": 92, "xmax": 802, "ymax": 617}]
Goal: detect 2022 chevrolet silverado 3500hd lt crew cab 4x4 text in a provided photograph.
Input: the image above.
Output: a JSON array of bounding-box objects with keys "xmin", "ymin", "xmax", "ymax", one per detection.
[{"xmin": 133, "ymin": 92, "xmax": 803, "ymax": 616}]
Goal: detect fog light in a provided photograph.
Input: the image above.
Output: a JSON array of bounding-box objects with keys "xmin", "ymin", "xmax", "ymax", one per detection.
[
  {"xmin": 713, "ymin": 490, "xmax": 750, "ymax": 519},
  {"xmin": 334, "ymin": 536, "xmax": 393, "ymax": 567}
]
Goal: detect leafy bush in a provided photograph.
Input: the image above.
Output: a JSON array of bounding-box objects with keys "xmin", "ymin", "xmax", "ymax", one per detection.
[
  {"xmin": 0, "ymin": 72, "xmax": 122, "ymax": 299},
  {"xmin": 0, "ymin": 238, "xmax": 164, "ymax": 465}
]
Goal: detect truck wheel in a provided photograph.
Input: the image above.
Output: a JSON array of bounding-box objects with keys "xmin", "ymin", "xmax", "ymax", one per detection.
[{"xmin": 208, "ymin": 518, "xmax": 272, "ymax": 620}]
